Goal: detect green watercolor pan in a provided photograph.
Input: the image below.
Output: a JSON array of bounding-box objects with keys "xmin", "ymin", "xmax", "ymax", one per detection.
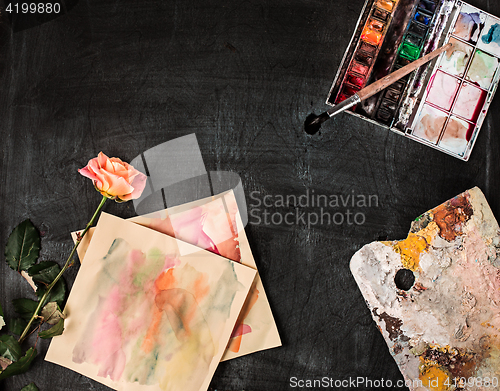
[{"xmin": 327, "ymin": 0, "xmax": 500, "ymax": 161}]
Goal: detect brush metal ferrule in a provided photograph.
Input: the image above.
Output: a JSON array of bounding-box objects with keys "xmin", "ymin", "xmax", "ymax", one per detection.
[{"xmin": 327, "ymin": 94, "xmax": 361, "ymax": 118}]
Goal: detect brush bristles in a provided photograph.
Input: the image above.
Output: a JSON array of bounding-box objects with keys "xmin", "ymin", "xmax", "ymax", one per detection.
[{"xmin": 304, "ymin": 112, "xmax": 330, "ymax": 135}]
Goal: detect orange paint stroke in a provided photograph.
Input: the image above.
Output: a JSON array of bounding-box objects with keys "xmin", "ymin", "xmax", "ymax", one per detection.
[
  {"xmin": 228, "ymin": 324, "xmax": 253, "ymax": 353},
  {"xmin": 141, "ymin": 306, "xmax": 163, "ymax": 354},
  {"xmin": 156, "ymin": 289, "xmax": 198, "ymax": 340},
  {"xmin": 145, "ymin": 266, "xmax": 211, "ymax": 347},
  {"xmin": 193, "ymin": 274, "xmax": 210, "ymax": 300},
  {"xmin": 155, "ymin": 268, "xmax": 177, "ymax": 291},
  {"xmin": 227, "ymin": 284, "xmax": 260, "ymax": 353}
]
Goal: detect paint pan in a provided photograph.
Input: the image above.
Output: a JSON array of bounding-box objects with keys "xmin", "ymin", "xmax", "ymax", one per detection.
[
  {"xmin": 327, "ymin": 0, "xmax": 500, "ymax": 161},
  {"xmin": 332, "ymin": 1, "xmax": 399, "ymax": 104}
]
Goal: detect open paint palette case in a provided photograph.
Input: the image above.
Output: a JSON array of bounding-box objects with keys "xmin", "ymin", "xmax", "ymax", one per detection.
[{"xmin": 328, "ymin": 0, "xmax": 500, "ymax": 161}]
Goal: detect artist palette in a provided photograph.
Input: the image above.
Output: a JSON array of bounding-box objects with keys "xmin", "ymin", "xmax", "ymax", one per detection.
[
  {"xmin": 328, "ymin": 0, "xmax": 500, "ymax": 161},
  {"xmin": 350, "ymin": 188, "xmax": 500, "ymax": 389}
]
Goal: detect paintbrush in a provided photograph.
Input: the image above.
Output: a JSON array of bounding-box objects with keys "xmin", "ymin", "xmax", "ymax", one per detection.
[{"xmin": 304, "ymin": 42, "xmax": 453, "ymax": 135}]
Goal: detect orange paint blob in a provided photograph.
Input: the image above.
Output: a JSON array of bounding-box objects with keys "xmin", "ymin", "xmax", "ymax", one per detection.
[
  {"xmin": 393, "ymin": 233, "xmax": 428, "ymax": 271},
  {"xmin": 155, "ymin": 268, "xmax": 177, "ymax": 291},
  {"xmin": 229, "ymin": 334, "xmax": 243, "ymax": 353},
  {"xmin": 361, "ymin": 26, "xmax": 383, "ymax": 45},
  {"xmin": 419, "ymin": 365, "xmax": 451, "ymax": 391},
  {"xmin": 376, "ymin": 0, "xmax": 395, "ymax": 11},
  {"xmin": 431, "ymin": 194, "xmax": 473, "ymax": 241}
]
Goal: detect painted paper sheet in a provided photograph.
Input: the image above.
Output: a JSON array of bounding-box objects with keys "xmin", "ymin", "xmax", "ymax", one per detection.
[
  {"xmin": 47, "ymin": 212, "xmax": 256, "ymax": 391},
  {"xmin": 72, "ymin": 190, "xmax": 281, "ymax": 360},
  {"xmin": 350, "ymin": 187, "xmax": 500, "ymax": 390}
]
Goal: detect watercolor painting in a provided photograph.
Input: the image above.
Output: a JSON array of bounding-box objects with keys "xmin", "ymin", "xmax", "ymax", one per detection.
[
  {"xmin": 47, "ymin": 213, "xmax": 256, "ymax": 391},
  {"xmin": 72, "ymin": 190, "xmax": 281, "ymax": 361},
  {"xmin": 351, "ymin": 188, "xmax": 500, "ymax": 390}
]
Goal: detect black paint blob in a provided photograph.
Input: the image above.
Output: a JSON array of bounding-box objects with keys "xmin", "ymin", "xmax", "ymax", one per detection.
[{"xmin": 394, "ymin": 268, "xmax": 415, "ymax": 291}]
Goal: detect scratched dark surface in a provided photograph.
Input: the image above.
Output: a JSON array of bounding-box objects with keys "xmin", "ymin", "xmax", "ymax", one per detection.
[{"xmin": 1, "ymin": 0, "xmax": 500, "ymax": 390}]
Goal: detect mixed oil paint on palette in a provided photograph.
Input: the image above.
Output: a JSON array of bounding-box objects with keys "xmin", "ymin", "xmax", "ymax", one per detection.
[
  {"xmin": 46, "ymin": 213, "xmax": 256, "ymax": 391},
  {"xmin": 328, "ymin": 0, "xmax": 500, "ymax": 160},
  {"xmin": 71, "ymin": 190, "xmax": 281, "ymax": 361},
  {"xmin": 351, "ymin": 188, "xmax": 500, "ymax": 390}
]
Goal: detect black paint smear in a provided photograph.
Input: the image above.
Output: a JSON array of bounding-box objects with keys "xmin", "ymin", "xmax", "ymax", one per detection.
[{"xmin": 5, "ymin": 0, "xmax": 79, "ymax": 32}]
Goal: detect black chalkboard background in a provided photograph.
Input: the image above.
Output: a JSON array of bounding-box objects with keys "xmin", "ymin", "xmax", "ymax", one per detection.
[{"xmin": 1, "ymin": 0, "xmax": 500, "ymax": 390}]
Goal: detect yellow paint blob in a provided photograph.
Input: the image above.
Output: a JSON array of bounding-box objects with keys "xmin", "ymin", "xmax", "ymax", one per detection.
[
  {"xmin": 393, "ymin": 233, "xmax": 428, "ymax": 271},
  {"xmin": 419, "ymin": 365, "xmax": 451, "ymax": 391}
]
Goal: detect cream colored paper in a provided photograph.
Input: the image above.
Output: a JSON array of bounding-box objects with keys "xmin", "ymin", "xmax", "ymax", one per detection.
[
  {"xmin": 47, "ymin": 213, "xmax": 256, "ymax": 391},
  {"xmin": 72, "ymin": 191, "xmax": 281, "ymax": 360}
]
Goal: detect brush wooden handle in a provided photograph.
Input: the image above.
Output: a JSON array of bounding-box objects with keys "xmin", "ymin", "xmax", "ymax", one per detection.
[{"xmin": 356, "ymin": 43, "xmax": 452, "ymax": 101}]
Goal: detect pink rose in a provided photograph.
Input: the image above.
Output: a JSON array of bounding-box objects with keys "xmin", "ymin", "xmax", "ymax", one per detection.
[{"xmin": 79, "ymin": 152, "xmax": 147, "ymax": 201}]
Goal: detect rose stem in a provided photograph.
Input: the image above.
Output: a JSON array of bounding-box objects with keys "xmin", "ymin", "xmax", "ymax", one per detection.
[{"xmin": 18, "ymin": 195, "xmax": 108, "ymax": 344}]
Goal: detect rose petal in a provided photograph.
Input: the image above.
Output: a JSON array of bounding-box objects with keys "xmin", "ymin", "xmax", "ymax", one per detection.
[
  {"xmin": 78, "ymin": 166, "xmax": 98, "ymax": 181},
  {"xmin": 104, "ymin": 159, "xmax": 115, "ymax": 173},
  {"xmin": 97, "ymin": 152, "xmax": 109, "ymax": 168},
  {"xmin": 88, "ymin": 158, "xmax": 101, "ymax": 175},
  {"xmin": 100, "ymin": 170, "xmax": 134, "ymax": 197},
  {"xmin": 112, "ymin": 161, "xmax": 129, "ymax": 177},
  {"xmin": 94, "ymin": 170, "xmax": 111, "ymax": 192},
  {"xmin": 120, "ymin": 171, "xmax": 147, "ymax": 200},
  {"xmin": 109, "ymin": 157, "xmax": 126, "ymax": 166}
]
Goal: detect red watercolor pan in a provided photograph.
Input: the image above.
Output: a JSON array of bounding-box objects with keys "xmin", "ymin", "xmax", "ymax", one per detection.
[{"xmin": 452, "ymin": 83, "xmax": 487, "ymax": 123}]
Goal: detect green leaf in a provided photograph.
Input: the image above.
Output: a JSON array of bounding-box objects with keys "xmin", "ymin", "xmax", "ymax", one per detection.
[
  {"xmin": 40, "ymin": 302, "xmax": 64, "ymax": 325},
  {"xmin": 12, "ymin": 298, "xmax": 39, "ymax": 322},
  {"xmin": 38, "ymin": 318, "xmax": 64, "ymax": 339},
  {"xmin": 8, "ymin": 318, "xmax": 28, "ymax": 336},
  {"xmin": 36, "ymin": 279, "xmax": 66, "ymax": 308},
  {"xmin": 28, "ymin": 261, "xmax": 60, "ymax": 287},
  {"xmin": 28, "ymin": 261, "xmax": 67, "ymax": 307},
  {"xmin": 21, "ymin": 383, "xmax": 39, "ymax": 391},
  {"xmin": 0, "ymin": 347, "xmax": 37, "ymax": 381},
  {"xmin": 5, "ymin": 220, "xmax": 41, "ymax": 272},
  {"xmin": 0, "ymin": 335, "xmax": 22, "ymax": 362}
]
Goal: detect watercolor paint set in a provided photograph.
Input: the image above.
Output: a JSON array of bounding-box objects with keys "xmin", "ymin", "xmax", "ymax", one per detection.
[{"xmin": 327, "ymin": 0, "xmax": 500, "ymax": 160}]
